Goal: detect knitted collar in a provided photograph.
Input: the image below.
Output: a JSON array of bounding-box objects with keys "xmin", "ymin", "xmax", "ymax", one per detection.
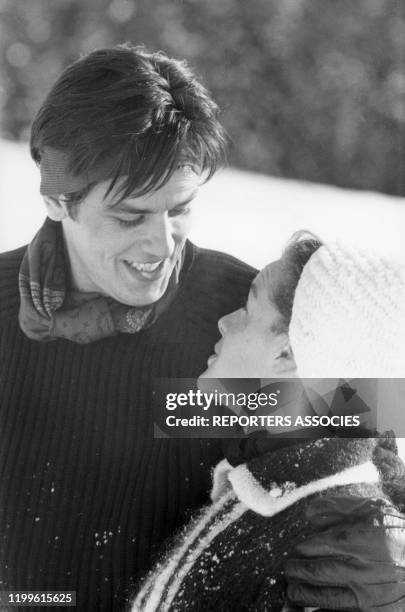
[
  {"xmin": 211, "ymin": 437, "xmax": 395, "ymax": 515},
  {"xmin": 223, "ymin": 379, "xmax": 377, "ymax": 469},
  {"xmin": 18, "ymin": 217, "xmax": 185, "ymax": 344}
]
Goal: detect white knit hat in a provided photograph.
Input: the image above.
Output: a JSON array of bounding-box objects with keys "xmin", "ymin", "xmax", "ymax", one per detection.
[{"xmin": 289, "ymin": 243, "xmax": 405, "ymax": 378}]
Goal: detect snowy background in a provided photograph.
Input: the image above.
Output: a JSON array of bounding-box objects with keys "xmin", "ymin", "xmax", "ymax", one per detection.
[{"xmin": 1, "ymin": 138, "xmax": 404, "ymax": 266}]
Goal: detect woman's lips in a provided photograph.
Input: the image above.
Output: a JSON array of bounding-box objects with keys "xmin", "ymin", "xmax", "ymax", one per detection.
[
  {"xmin": 207, "ymin": 341, "xmax": 222, "ymax": 366},
  {"xmin": 207, "ymin": 354, "xmax": 217, "ymax": 366}
]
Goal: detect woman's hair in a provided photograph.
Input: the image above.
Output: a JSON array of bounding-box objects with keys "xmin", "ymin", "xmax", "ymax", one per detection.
[{"xmin": 271, "ymin": 231, "xmax": 322, "ymax": 331}]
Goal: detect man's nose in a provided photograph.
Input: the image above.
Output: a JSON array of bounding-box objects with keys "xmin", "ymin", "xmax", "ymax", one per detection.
[{"xmin": 143, "ymin": 214, "xmax": 175, "ymax": 260}]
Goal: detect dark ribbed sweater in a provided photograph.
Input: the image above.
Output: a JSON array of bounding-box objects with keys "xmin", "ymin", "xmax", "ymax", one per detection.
[{"xmin": 0, "ymin": 240, "xmax": 255, "ymax": 611}]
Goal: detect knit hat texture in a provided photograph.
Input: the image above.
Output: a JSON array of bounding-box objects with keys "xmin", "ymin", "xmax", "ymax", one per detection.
[{"xmin": 289, "ymin": 243, "xmax": 405, "ymax": 378}]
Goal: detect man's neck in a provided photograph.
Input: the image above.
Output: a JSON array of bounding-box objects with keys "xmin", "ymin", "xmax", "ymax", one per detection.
[{"xmin": 61, "ymin": 228, "xmax": 101, "ymax": 294}]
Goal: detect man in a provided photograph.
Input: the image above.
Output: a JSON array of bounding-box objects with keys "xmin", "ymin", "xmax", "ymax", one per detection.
[{"xmin": 0, "ymin": 44, "xmax": 404, "ymax": 610}]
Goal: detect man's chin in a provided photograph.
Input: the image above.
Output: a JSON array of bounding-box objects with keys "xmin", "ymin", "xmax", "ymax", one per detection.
[
  {"xmin": 115, "ymin": 278, "xmax": 171, "ymax": 307},
  {"xmin": 125, "ymin": 292, "xmax": 165, "ymax": 308}
]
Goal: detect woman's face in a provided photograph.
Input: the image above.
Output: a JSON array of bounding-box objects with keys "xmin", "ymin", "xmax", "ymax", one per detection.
[{"xmin": 200, "ymin": 259, "xmax": 297, "ymax": 379}]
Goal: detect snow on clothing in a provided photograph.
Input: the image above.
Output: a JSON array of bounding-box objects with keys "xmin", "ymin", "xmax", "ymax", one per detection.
[{"xmin": 132, "ymin": 437, "xmax": 405, "ymax": 611}]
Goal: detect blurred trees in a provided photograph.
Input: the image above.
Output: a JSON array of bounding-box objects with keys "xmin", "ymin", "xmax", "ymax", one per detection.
[{"xmin": 0, "ymin": 0, "xmax": 404, "ymax": 195}]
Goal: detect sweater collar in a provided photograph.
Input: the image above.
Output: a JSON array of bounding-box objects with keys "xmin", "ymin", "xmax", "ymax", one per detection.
[{"xmin": 212, "ymin": 437, "xmax": 382, "ymax": 514}]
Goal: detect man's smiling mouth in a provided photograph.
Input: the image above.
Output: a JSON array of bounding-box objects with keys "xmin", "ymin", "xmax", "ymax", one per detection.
[
  {"xmin": 123, "ymin": 258, "xmax": 168, "ymax": 281},
  {"xmin": 125, "ymin": 260, "xmax": 163, "ymax": 272}
]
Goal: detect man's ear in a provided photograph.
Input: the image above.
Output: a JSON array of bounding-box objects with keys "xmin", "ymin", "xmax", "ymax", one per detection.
[
  {"xmin": 273, "ymin": 341, "xmax": 297, "ymax": 375},
  {"xmin": 42, "ymin": 195, "xmax": 69, "ymax": 221}
]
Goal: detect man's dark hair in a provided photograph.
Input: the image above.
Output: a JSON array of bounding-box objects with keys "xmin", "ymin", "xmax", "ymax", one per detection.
[
  {"xmin": 30, "ymin": 43, "xmax": 227, "ymax": 211},
  {"xmin": 272, "ymin": 231, "xmax": 323, "ymax": 331}
]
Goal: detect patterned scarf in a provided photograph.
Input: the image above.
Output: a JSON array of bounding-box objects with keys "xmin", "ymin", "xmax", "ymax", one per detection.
[{"xmin": 18, "ymin": 217, "xmax": 184, "ymax": 344}]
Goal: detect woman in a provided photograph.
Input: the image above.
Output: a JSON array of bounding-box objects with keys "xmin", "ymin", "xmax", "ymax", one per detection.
[{"xmin": 132, "ymin": 235, "xmax": 405, "ymax": 611}]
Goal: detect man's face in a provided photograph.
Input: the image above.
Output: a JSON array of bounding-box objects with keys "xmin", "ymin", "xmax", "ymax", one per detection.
[{"xmin": 60, "ymin": 168, "xmax": 201, "ymax": 306}]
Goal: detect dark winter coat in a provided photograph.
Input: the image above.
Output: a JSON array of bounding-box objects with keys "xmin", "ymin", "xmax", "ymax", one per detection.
[{"xmin": 132, "ymin": 436, "xmax": 405, "ymax": 611}]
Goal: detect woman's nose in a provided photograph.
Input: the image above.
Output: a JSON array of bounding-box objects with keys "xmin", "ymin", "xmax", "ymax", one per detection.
[{"xmin": 218, "ymin": 310, "xmax": 237, "ymax": 336}]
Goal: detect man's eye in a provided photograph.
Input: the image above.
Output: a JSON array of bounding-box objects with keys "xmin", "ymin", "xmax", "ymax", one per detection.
[
  {"xmin": 169, "ymin": 205, "xmax": 191, "ymax": 217},
  {"xmin": 116, "ymin": 216, "xmax": 144, "ymax": 228}
]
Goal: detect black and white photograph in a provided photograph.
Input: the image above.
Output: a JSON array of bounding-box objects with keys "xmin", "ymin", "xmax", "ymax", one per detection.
[{"xmin": 0, "ymin": 1, "xmax": 405, "ymax": 610}]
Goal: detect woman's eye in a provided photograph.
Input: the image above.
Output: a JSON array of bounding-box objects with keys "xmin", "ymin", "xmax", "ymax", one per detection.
[{"xmin": 116, "ymin": 216, "xmax": 144, "ymax": 228}]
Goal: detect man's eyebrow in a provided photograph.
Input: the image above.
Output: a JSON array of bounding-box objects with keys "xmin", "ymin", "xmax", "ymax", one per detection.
[{"xmin": 108, "ymin": 192, "xmax": 198, "ymax": 215}]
